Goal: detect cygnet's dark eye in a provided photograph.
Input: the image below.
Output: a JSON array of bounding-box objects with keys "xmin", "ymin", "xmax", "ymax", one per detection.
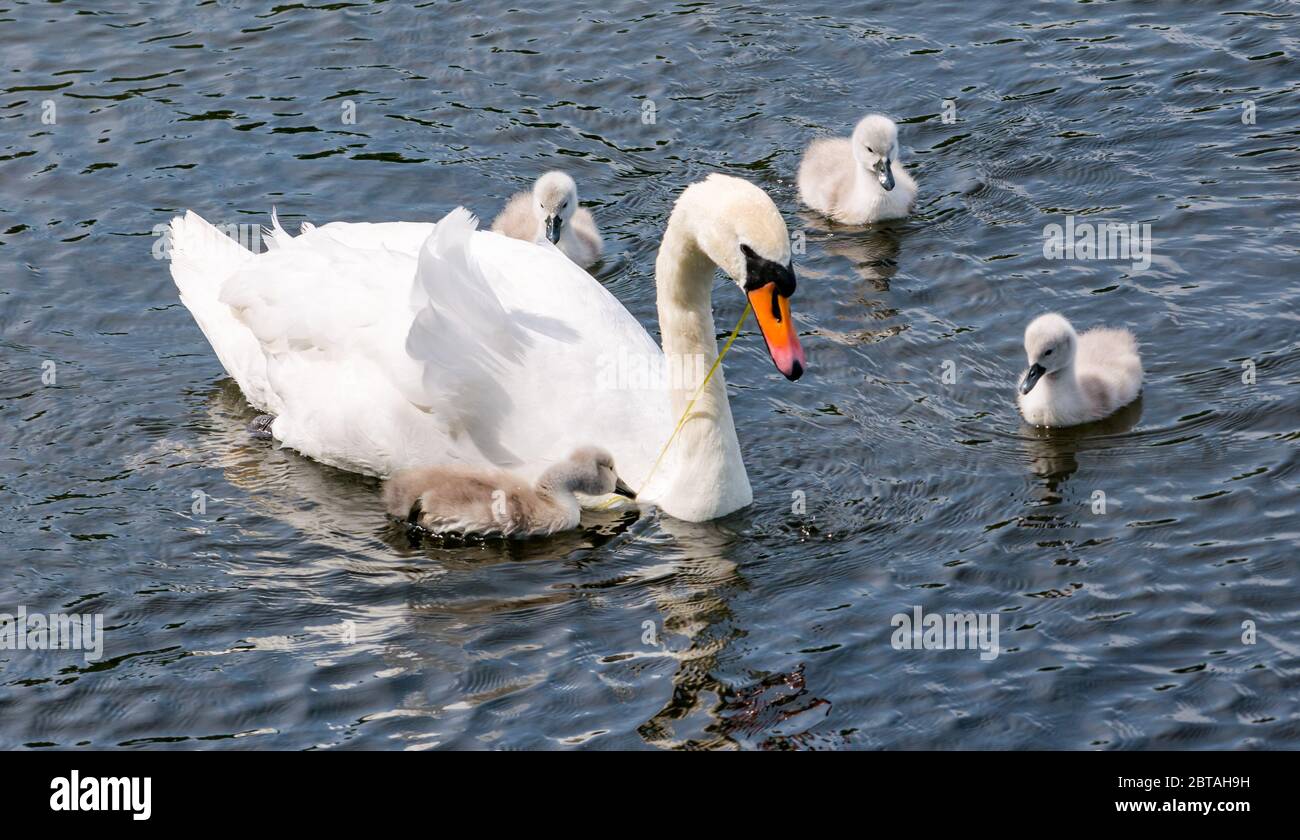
[
  {"xmin": 866, "ymin": 146, "xmax": 874, "ymax": 153},
  {"xmin": 1045, "ymin": 349, "xmax": 1053, "ymax": 356}
]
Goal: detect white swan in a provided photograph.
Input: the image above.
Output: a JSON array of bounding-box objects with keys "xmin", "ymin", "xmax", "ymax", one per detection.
[
  {"xmin": 1017, "ymin": 313, "xmax": 1143, "ymax": 427},
  {"xmin": 383, "ymin": 446, "xmax": 635, "ymax": 538},
  {"xmin": 797, "ymin": 113, "xmax": 917, "ymax": 224},
  {"xmin": 168, "ymin": 173, "xmax": 805, "ymax": 523},
  {"xmin": 490, "ymin": 170, "xmax": 603, "ymax": 268}
]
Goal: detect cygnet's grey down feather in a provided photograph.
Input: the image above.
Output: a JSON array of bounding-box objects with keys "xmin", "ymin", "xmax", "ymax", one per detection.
[{"xmin": 383, "ymin": 446, "xmax": 633, "ymax": 538}]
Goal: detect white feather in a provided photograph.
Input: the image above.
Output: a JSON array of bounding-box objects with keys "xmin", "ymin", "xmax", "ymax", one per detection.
[{"xmin": 170, "ymin": 206, "xmax": 669, "ymax": 483}]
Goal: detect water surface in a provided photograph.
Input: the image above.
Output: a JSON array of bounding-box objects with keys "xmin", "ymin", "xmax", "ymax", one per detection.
[{"xmin": 2, "ymin": 0, "xmax": 1298, "ymax": 749}]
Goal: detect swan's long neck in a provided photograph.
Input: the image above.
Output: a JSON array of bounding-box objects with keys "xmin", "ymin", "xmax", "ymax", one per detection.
[
  {"xmin": 655, "ymin": 216, "xmax": 723, "ymax": 418},
  {"xmin": 648, "ymin": 212, "xmax": 751, "ymax": 520}
]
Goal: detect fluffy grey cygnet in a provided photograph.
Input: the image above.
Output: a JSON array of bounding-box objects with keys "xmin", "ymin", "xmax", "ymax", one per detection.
[{"xmin": 383, "ymin": 446, "xmax": 634, "ymax": 538}]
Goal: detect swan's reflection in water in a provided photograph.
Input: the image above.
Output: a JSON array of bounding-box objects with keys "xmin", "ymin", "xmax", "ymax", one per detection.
[
  {"xmin": 800, "ymin": 213, "xmax": 910, "ymax": 355},
  {"xmin": 1019, "ymin": 396, "xmax": 1144, "ymax": 504},
  {"xmin": 628, "ymin": 516, "xmax": 742, "ymax": 747},
  {"xmin": 800, "ymin": 211, "xmax": 905, "ymax": 292},
  {"xmin": 191, "ymin": 382, "xmax": 385, "ymax": 548},
  {"xmin": 630, "ymin": 516, "xmax": 836, "ymax": 750},
  {"xmin": 187, "ymin": 381, "xmax": 833, "ymax": 748}
]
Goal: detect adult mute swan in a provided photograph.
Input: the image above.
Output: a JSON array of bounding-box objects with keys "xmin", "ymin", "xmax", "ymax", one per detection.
[
  {"xmin": 491, "ymin": 170, "xmax": 603, "ymax": 268},
  {"xmin": 168, "ymin": 174, "xmax": 805, "ymax": 523},
  {"xmin": 1017, "ymin": 313, "xmax": 1143, "ymax": 427},
  {"xmin": 383, "ymin": 446, "xmax": 635, "ymax": 538},
  {"xmin": 798, "ymin": 114, "xmax": 917, "ymax": 224}
]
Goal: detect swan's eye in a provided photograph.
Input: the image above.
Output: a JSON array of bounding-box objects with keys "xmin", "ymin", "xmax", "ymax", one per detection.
[
  {"xmin": 1044, "ymin": 349, "xmax": 1053, "ymax": 356},
  {"xmin": 866, "ymin": 146, "xmax": 874, "ymax": 154}
]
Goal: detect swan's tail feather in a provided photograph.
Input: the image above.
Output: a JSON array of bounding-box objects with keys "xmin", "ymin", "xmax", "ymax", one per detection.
[
  {"xmin": 262, "ymin": 207, "xmax": 315, "ymax": 251},
  {"xmin": 169, "ymin": 210, "xmax": 253, "ymax": 302},
  {"xmin": 262, "ymin": 206, "xmax": 293, "ymax": 251},
  {"xmin": 168, "ymin": 210, "xmax": 277, "ymax": 413}
]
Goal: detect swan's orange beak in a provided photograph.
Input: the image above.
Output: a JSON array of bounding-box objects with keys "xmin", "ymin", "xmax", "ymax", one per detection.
[{"xmin": 747, "ymin": 282, "xmax": 805, "ymax": 381}]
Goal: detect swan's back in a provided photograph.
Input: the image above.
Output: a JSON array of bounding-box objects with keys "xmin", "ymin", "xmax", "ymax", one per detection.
[{"xmin": 460, "ymin": 230, "xmax": 667, "ymax": 481}]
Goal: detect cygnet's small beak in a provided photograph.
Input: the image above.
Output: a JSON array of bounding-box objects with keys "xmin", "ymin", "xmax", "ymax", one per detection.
[
  {"xmin": 1019, "ymin": 363, "xmax": 1046, "ymax": 395},
  {"xmin": 878, "ymin": 159, "xmax": 896, "ymax": 191},
  {"xmin": 613, "ymin": 477, "xmax": 637, "ymax": 500},
  {"xmin": 545, "ymin": 214, "xmax": 562, "ymax": 245}
]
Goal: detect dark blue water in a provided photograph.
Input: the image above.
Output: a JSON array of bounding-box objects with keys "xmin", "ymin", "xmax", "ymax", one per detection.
[{"xmin": 2, "ymin": 0, "xmax": 1297, "ymax": 749}]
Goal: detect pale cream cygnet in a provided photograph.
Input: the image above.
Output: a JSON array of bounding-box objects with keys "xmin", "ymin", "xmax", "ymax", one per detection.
[
  {"xmin": 797, "ymin": 113, "xmax": 917, "ymax": 224},
  {"xmin": 1017, "ymin": 313, "xmax": 1143, "ymax": 427},
  {"xmin": 491, "ymin": 171, "xmax": 603, "ymax": 268}
]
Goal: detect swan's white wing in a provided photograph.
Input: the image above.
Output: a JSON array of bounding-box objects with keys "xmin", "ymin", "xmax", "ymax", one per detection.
[
  {"xmin": 173, "ymin": 207, "xmax": 671, "ymax": 485},
  {"xmin": 256, "ymin": 213, "xmax": 672, "ymax": 485},
  {"xmin": 209, "ymin": 222, "xmax": 428, "ymax": 475},
  {"xmin": 462, "ymin": 230, "xmax": 671, "ymax": 487},
  {"xmin": 212, "ymin": 209, "xmax": 522, "ymax": 476}
]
